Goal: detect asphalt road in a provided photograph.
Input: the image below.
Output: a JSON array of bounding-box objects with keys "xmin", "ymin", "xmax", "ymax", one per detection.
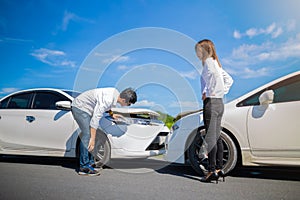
[{"xmin": 0, "ymin": 156, "xmax": 300, "ymax": 200}]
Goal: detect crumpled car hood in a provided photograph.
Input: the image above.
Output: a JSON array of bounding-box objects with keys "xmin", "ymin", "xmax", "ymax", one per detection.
[{"xmin": 111, "ymin": 107, "xmax": 160, "ymax": 117}]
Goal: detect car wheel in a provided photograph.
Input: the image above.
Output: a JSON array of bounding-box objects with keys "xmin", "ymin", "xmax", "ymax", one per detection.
[
  {"xmin": 94, "ymin": 130, "xmax": 111, "ymax": 168},
  {"xmin": 188, "ymin": 129, "xmax": 238, "ymax": 175},
  {"xmin": 220, "ymin": 131, "xmax": 238, "ymax": 174}
]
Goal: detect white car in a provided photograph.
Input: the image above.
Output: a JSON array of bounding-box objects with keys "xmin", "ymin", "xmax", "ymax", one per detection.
[
  {"xmin": 0, "ymin": 88, "xmax": 169, "ymax": 167},
  {"xmin": 165, "ymin": 71, "xmax": 300, "ymax": 175}
]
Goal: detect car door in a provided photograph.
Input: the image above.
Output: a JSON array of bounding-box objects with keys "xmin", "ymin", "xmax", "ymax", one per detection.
[
  {"xmin": 247, "ymin": 74, "xmax": 300, "ymax": 158},
  {"xmin": 0, "ymin": 92, "xmax": 33, "ymax": 150},
  {"xmin": 24, "ymin": 91, "xmax": 76, "ymax": 152}
]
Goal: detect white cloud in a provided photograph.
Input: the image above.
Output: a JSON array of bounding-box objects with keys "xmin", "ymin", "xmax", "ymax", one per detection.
[
  {"xmin": 133, "ymin": 100, "xmax": 156, "ymax": 107},
  {"xmin": 180, "ymin": 70, "xmax": 198, "ymax": 80},
  {"xmin": 222, "ymin": 66, "xmax": 270, "ymax": 79},
  {"xmin": 241, "ymin": 67, "xmax": 269, "ymax": 79},
  {"xmin": 266, "ymin": 23, "xmax": 276, "ymax": 33},
  {"xmin": 246, "ymin": 28, "xmax": 258, "ymax": 38},
  {"xmin": 60, "ymin": 60, "xmax": 76, "ymax": 67},
  {"xmin": 224, "ymin": 34, "xmax": 300, "ymax": 79},
  {"xmin": 229, "ymin": 34, "xmax": 300, "ymax": 62},
  {"xmin": 117, "ymin": 65, "xmax": 131, "ymax": 70},
  {"xmin": 286, "ymin": 19, "xmax": 296, "ymax": 31},
  {"xmin": 233, "ymin": 30, "xmax": 242, "ymax": 39},
  {"xmin": 0, "ymin": 37, "xmax": 33, "ymax": 43},
  {"xmin": 102, "ymin": 55, "xmax": 130, "ymax": 64},
  {"xmin": 30, "ymin": 48, "xmax": 76, "ymax": 67},
  {"xmin": 61, "ymin": 11, "xmax": 94, "ymax": 32},
  {"xmin": 169, "ymin": 101, "xmax": 200, "ymax": 109},
  {"xmin": 0, "ymin": 88, "xmax": 19, "ymax": 95},
  {"xmin": 234, "ymin": 22, "xmax": 287, "ymax": 39},
  {"xmin": 272, "ymin": 27, "xmax": 283, "ymax": 38},
  {"xmin": 62, "ymin": 11, "xmax": 76, "ymax": 31},
  {"xmin": 94, "ymin": 52, "xmax": 130, "ymax": 64}
]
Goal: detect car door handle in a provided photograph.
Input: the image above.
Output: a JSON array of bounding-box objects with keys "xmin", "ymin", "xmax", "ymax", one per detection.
[{"xmin": 26, "ymin": 116, "xmax": 35, "ymax": 123}]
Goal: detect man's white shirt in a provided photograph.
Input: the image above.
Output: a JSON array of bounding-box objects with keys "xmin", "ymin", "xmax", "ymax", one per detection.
[{"xmin": 72, "ymin": 88, "xmax": 119, "ymax": 129}]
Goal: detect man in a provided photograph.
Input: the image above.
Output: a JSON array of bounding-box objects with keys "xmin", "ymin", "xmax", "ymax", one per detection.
[{"xmin": 71, "ymin": 87, "xmax": 137, "ymax": 176}]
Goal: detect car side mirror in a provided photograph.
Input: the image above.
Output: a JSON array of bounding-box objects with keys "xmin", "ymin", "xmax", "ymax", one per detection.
[
  {"xmin": 55, "ymin": 101, "xmax": 72, "ymax": 111},
  {"xmin": 259, "ymin": 90, "xmax": 274, "ymax": 105}
]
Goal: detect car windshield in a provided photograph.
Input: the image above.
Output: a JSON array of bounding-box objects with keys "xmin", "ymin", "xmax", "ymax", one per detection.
[{"xmin": 63, "ymin": 90, "xmax": 81, "ymax": 98}]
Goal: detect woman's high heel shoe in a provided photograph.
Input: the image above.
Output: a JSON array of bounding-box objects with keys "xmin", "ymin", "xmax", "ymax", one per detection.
[
  {"xmin": 200, "ymin": 171, "xmax": 219, "ymax": 184},
  {"xmin": 217, "ymin": 169, "xmax": 225, "ymax": 182}
]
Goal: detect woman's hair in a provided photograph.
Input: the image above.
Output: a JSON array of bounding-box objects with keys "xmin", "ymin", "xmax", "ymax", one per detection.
[
  {"xmin": 195, "ymin": 39, "xmax": 222, "ymax": 68},
  {"xmin": 120, "ymin": 88, "xmax": 137, "ymax": 104}
]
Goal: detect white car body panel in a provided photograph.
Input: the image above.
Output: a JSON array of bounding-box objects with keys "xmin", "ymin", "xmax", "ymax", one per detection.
[
  {"xmin": 0, "ymin": 110, "xmax": 28, "ymax": 148},
  {"xmin": 0, "ymin": 88, "xmax": 169, "ymax": 159},
  {"xmin": 164, "ymin": 112, "xmax": 203, "ymax": 163},
  {"xmin": 248, "ymin": 101, "xmax": 300, "ymax": 157},
  {"xmin": 165, "ymin": 71, "xmax": 300, "ymax": 167},
  {"xmin": 100, "ymin": 108, "xmax": 169, "ymax": 158},
  {"xmin": 23, "ymin": 110, "xmax": 75, "ymax": 151}
]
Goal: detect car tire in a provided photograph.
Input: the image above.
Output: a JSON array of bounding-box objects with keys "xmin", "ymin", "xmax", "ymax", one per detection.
[
  {"xmin": 188, "ymin": 129, "xmax": 238, "ymax": 175},
  {"xmin": 220, "ymin": 131, "xmax": 238, "ymax": 174},
  {"xmin": 94, "ymin": 130, "xmax": 111, "ymax": 168}
]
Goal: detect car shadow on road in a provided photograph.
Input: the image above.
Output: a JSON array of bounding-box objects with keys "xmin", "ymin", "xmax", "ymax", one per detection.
[
  {"xmin": 156, "ymin": 163, "xmax": 202, "ymax": 181},
  {"xmin": 0, "ymin": 155, "xmax": 78, "ymax": 170},
  {"xmin": 104, "ymin": 157, "xmax": 202, "ymax": 181},
  {"xmin": 1, "ymin": 155, "xmax": 300, "ymax": 182},
  {"xmin": 229, "ymin": 166, "xmax": 300, "ymax": 182},
  {"xmin": 157, "ymin": 164, "xmax": 300, "ymax": 182},
  {"xmin": 108, "ymin": 158, "xmax": 300, "ymax": 182}
]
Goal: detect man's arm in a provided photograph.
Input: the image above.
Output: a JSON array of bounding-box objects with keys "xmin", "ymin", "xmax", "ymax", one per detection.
[{"xmin": 88, "ymin": 127, "xmax": 97, "ymax": 152}]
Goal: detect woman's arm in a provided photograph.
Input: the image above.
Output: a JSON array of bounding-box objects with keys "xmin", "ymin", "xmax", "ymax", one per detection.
[{"xmin": 221, "ymin": 68, "xmax": 233, "ymax": 94}]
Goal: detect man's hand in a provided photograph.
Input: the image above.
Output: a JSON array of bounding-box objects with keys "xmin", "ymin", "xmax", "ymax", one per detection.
[
  {"xmin": 88, "ymin": 138, "xmax": 95, "ymax": 152},
  {"xmin": 88, "ymin": 127, "xmax": 97, "ymax": 152},
  {"xmin": 112, "ymin": 113, "xmax": 125, "ymax": 120}
]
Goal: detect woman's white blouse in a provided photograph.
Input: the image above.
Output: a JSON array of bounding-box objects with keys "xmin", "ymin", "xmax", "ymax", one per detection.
[{"xmin": 201, "ymin": 57, "xmax": 233, "ymax": 98}]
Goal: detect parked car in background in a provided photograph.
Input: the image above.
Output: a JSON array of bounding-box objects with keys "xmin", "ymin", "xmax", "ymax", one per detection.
[
  {"xmin": 165, "ymin": 71, "xmax": 300, "ymax": 175},
  {"xmin": 0, "ymin": 88, "xmax": 169, "ymax": 167}
]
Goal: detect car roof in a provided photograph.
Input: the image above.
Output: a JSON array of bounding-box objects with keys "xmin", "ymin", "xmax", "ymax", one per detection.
[{"xmin": 0, "ymin": 88, "xmax": 77, "ymax": 100}]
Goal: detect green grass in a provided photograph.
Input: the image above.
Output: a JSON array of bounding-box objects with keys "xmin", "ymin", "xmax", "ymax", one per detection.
[{"xmin": 156, "ymin": 111, "xmax": 175, "ymax": 129}]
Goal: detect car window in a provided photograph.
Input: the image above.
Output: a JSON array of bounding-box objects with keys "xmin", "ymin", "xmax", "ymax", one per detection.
[
  {"xmin": 236, "ymin": 92, "xmax": 262, "ymax": 107},
  {"xmin": 33, "ymin": 92, "xmax": 70, "ymax": 110},
  {"xmin": 237, "ymin": 74, "xmax": 300, "ymax": 107},
  {"xmin": 0, "ymin": 98, "xmax": 9, "ymax": 108},
  {"xmin": 5, "ymin": 93, "xmax": 33, "ymax": 109},
  {"xmin": 63, "ymin": 90, "xmax": 81, "ymax": 98},
  {"xmin": 271, "ymin": 74, "xmax": 300, "ymax": 103}
]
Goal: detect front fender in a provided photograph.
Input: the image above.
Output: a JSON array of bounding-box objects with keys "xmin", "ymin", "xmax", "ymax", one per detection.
[{"xmin": 165, "ymin": 111, "xmax": 204, "ymax": 163}]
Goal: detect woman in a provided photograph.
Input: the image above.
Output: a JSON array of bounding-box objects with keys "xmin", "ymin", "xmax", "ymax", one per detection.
[{"xmin": 195, "ymin": 39, "xmax": 233, "ymax": 183}]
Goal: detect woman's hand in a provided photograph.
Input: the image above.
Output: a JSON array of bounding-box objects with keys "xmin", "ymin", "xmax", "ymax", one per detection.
[{"xmin": 202, "ymin": 93, "xmax": 206, "ymax": 100}]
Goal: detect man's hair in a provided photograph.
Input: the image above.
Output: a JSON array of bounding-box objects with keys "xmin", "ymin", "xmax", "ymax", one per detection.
[{"xmin": 120, "ymin": 88, "xmax": 137, "ymax": 104}]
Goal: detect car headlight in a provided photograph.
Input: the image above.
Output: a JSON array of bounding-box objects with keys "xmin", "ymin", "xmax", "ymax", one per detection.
[{"xmin": 171, "ymin": 123, "xmax": 179, "ymax": 132}]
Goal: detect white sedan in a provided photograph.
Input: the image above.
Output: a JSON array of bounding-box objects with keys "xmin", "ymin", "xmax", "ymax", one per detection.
[
  {"xmin": 165, "ymin": 71, "xmax": 300, "ymax": 175},
  {"xmin": 0, "ymin": 88, "xmax": 169, "ymax": 167}
]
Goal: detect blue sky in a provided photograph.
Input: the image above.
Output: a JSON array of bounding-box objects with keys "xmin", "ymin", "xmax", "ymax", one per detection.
[{"xmin": 1, "ymin": 0, "xmax": 300, "ymax": 116}]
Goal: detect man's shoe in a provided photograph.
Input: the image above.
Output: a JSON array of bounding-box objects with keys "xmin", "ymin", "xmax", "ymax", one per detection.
[
  {"xmin": 78, "ymin": 166, "xmax": 100, "ymax": 176},
  {"xmin": 91, "ymin": 164, "xmax": 103, "ymax": 172}
]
